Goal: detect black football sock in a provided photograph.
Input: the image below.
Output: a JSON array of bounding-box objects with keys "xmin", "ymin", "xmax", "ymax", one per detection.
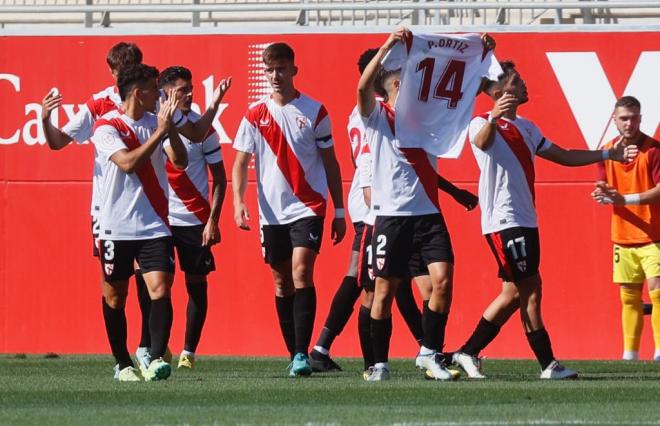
[
  {"xmin": 526, "ymin": 328, "xmax": 555, "ymax": 370},
  {"xmin": 461, "ymin": 317, "xmax": 502, "ymax": 356},
  {"xmin": 317, "ymin": 276, "xmax": 360, "ymax": 349},
  {"xmin": 421, "ymin": 304, "xmax": 448, "ymax": 353},
  {"xmin": 358, "ymin": 306, "xmax": 375, "ymax": 369},
  {"xmin": 371, "ymin": 316, "xmax": 393, "ymax": 364},
  {"xmin": 135, "ymin": 269, "xmax": 152, "ymax": 348},
  {"xmin": 275, "ymin": 294, "xmax": 296, "ymax": 358},
  {"xmin": 184, "ymin": 280, "xmax": 208, "ymax": 353},
  {"xmin": 102, "ymin": 297, "xmax": 133, "ymax": 369},
  {"xmin": 395, "ymin": 279, "xmax": 423, "ymax": 344},
  {"xmin": 294, "ymin": 287, "xmax": 317, "ymax": 355},
  {"xmin": 149, "ymin": 298, "xmax": 173, "ymax": 360}
]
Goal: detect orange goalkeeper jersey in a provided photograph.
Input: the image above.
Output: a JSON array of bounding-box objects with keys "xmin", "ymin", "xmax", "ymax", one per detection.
[{"xmin": 598, "ymin": 134, "xmax": 660, "ymax": 245}]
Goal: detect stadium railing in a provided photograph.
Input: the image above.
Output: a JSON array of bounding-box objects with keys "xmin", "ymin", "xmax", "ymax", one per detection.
[{"xmin": 1, "ymin": 0, "xmax": 659, "ymax": 28}]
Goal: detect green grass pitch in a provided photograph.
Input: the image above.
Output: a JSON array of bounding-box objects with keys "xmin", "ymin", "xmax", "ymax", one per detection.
[{"xmin": 1, "ymin": 355, "xmax": 659, "ymax": 425}]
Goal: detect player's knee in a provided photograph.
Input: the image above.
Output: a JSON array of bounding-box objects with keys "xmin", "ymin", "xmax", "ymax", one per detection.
[
  {"xmin": 292, "ymin": 262, "xmax": 313, "ymax": 285},
  {"xmin": 148, "ymin": 283, "xmax": 171, "ymax": 300},
  {"xmin": 273, "ymin": 281, "xmax": 294, "ymax": 297},
  {"xmin": 185, "ymin": 278, "xmax": 207, "ymax": 296},
  {"xmin": 104, "ymin": 292, "xmax": 127, "ymax": 309},
  {"xmin": 620, "ymin": 286, "xmax": 643, "ymax": 305},
  {"xmin": 362, "ymin": 290, "xmax": 375, "ymax": 307},
  {"xmin": 501, "ymin": 289, "xmax": 520, "ymax": 307},
  {"xmin": 431, "ymin": 275, "xmax": 452, "ymax": 296}
]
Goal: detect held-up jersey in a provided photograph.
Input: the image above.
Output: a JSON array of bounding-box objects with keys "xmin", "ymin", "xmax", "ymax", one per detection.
[
  {"xmin": 383, "ymin": 32, "xmax": 503, "ymax": 158},
  {"xmin": 167, "ymin": 110, "xmax": 223, "ymax": 227},
  {"xmin": 233, "ymin": 93, "xmax": 333, "ymax": 225},
  {"xmin": 92, "ymin": 110, "xmax": 171, "ymax": 240},
  {"xmin": 363, "ymin": 101, "xmax": 440, "ymax": 217},
  {"xmin": 468, "ymin": 113, "xmax": 552, "ymax": 234},
  {"xmin": 597, "ymin": 135, "xmax": 660, "ymax": 245},
  {"xmin": 347, "ymin": 106, "xmax": 370, "ymax": 224},
  {"xmin": 62, "ymin": 85, "xmax": 121, "ymax": 216}
]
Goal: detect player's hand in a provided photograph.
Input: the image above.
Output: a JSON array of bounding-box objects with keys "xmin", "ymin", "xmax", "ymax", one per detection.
[
  {"xmin": 211, "ymin": 77, "xmax": 232, "ymax": 108},
  {"xmin": 384, "ymin": 26, "xmax": 412, "ymax": 50},
  {"xmin": 491, "ymin": 92, "xmax": 516, "ymax": 120},
  {"xmin": 234, "ymin": 201, "xmax": 251, "ymax": 230},
  {"xmin": 202, "ymin": 220, "xmax": 221, "ymax": 246},
  {"xmin": 481, "ymin": 33, "xmax": 496, "ymax": 51},
  {"xmin": 331, "ymin": 217, "xmax": 346, "ymax": 245},
  {"xmin": 41, "ymin": 89, "xmax": 62, "ymax": 121},
  {"xmin": 591, "ymin": 181, "xmax": 621, "ymax": 205},
  {"xmin": 453, "ymin": 189, "xmax": 479, "ymax": 211},
  {"xmin": 609, "ymin": 140, "xmax": 639, "ymax": 164},
  {"xmin": 157, "ymin": 88, "xmax": 180, "ymax": 132}
]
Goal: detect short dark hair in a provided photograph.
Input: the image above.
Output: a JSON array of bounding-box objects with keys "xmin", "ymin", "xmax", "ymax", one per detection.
[
  {"xmin": 117, "ymin": 64, "xmax": 159, "ymax": 101},
  {"xmin": 483, "ymin": 60, "xmax": 516, "ymax": 94},
  {"xmin": 357, "ymin": 48, "xmax": 379, "ymax": 74},
  {"xmin": 158, "ymin": 66, "xmax": 193, "ymax": 89},
  {"xmin": 262, "ymin": 43, "xmax": 295, "ymax": 64},
  {"xmin": 615, "ymin": 96, "xmax": 641, "ymax": 110},
  {"xmin": 377, "ymin": 68, "xmax": 400, "ymax": 89},
  {"xmin": 106, "ymin": 42, "xmax": 143, "ymax": 73}
]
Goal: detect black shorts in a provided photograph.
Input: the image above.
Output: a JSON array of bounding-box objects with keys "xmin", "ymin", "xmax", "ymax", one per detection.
[
  {"xmin": 485, "ymin": 226, "xmax": 540, "ymax": 282},
  {"xmin": 261, "ymin": 216, "xmax": 324, "ymax": 265},
  {"xmin": 99, "ymin": 236, "xmax": 175, "ymax": 282},
  {"xmin": 372, "ymin": 213, "xmax": 454, "ymax": 279},
  {"xmin": 92, "ymin": 215, "xmax": 100, "ymax": 257},
  {"xmin": 353, "ymin": 222, "xmax": 375, "ymax": 291},
  {"xmin": 172, "ymin": 225, "xmax": 216, "ymax": 276}
]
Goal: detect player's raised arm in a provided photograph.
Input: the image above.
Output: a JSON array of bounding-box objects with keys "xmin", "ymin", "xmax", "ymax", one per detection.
[
  {"xmin": 357, "ymin": 27, "xmax": 410, "ymax": 117},
  {"xmin": 41, "ymin": 89, "xmax": 74, "ymax": 150},
  {"xmin": 178, "ymin": 77, "xmax": 232, "ymax": 143},
  {"xmin": 108, "ymin": 110, "xmax": 171, "ymax": 174},
  {"xmin": 161, "ymin": 89, "xmax": 188, "ymax": 169},
  {"xmin": 538, "ymin": 140, "xmax": 638, "ymax": 166},
  {"xmin": 471, "ymin": 92, "xmax": 516, "ymax": 151}
]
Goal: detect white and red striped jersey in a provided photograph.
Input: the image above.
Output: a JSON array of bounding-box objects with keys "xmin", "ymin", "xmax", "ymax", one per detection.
[
  {"xmin": 363, "ymin": 101, "xmax": 440, "ymax": 217},
  {"xmin": 92, "ymin": 110, "xmax": 171, "ymax": 240},
  {"xmin": 382, "ymin": 32, "xmax": 503, "ymax": 158},
  {"xmin": 468, "ymin": 113, "xmax": 553, "ymax": 234},
  {"xmin": 62, "ymin": 85, "xmax": 122, "ymax": 216},
  {"xmin": 167, "ymin": 110, "xmax": 223, "ymax": 227},
  {"xmin": 233, "ymin": 93, "xmax": 333, "ymax": 225},
  {"xmin": 347, "ymin": 106, "xmax": 370, "ymax": 224}
]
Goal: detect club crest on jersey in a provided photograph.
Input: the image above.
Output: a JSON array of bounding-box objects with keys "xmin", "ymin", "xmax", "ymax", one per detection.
[
  {"xmin": 101, "ymin": 134, "xmax": 116, "ymax": 148},
  {"xmin": 516, "ymin": 260, "xmax": 527, "ymax": 272},
  {"xmin": 376, "ymin": 257, "xmax": 385, "ymax": 271},
  {"xmin": 368, "ymin": 267, "xmax": 375, "ymax": 280},
  {"xmin": 296, "ymin": 116, "xmax": 308, "ymax": 129},
  {"xmin": 104, "ymin": 263, "xmax": 114, "ymax": 276}
]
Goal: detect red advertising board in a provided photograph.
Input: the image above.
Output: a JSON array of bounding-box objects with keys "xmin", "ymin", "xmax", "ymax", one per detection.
[{"xmin": 1, "ymin": 31, "xmax": 659, "ymax": 359}]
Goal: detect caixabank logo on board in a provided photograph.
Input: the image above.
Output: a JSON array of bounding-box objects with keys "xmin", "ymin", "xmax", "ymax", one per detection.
[{"xmin": 0, "ymin": 73, "xmax": 232, "ymax": 146}]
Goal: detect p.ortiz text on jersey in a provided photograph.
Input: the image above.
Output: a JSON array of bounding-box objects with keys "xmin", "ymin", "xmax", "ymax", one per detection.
[{"xmin": 426, "ymin": 38, "xmax": 470, "ymax": 53}]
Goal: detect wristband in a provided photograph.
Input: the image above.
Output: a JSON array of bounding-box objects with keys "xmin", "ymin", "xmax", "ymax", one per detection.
[
  {"xmin": 334, "ymin": 208, "xmax": 345, "ymax": 219},
  {"xmin": 601, "ymin": 149, "xmax": 610, "ymax": 160},
  {"xmin": 623, "ymin": 194, "xmax": 641, "ymax": 205},
  {"xmin": 487, "ymin": 113, "xmax": 497, "ymax": 124}
]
